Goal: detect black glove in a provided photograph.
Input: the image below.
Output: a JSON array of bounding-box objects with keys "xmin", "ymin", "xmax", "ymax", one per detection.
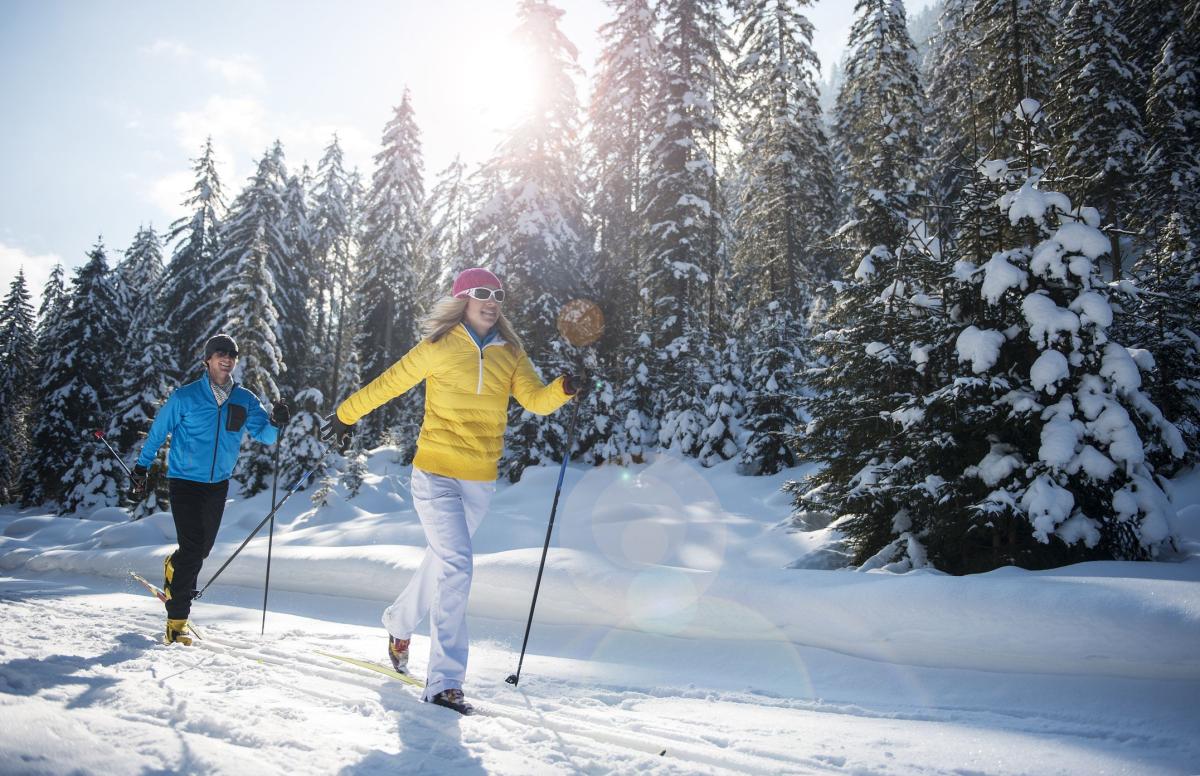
[
  {"xmin": 562, "ymin": 373, "xmax": 590, "ymax": 397},
  {"xmin": 128, "ymin": 464, "xmax": 149, "ymax": 501},
  {"xmin": 321, "ymin": 413, "xmax": 352, "ymax": 446},
  {"xmin": 270, "ymin": 400, "xmax": 291, "ymax": 427}
]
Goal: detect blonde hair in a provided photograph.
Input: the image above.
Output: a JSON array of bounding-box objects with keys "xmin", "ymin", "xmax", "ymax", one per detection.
[{"xmin": 421, "ymin": 296, "xmax": 524, "ymax": 353}]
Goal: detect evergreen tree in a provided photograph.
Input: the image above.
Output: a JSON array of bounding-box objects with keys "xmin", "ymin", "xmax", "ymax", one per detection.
[
  {"xmin": 279, "ymin": 166, "xmax": 318, "ymax": 397},
  {"xmin": 471, "ymin": 0, "xmax": 590, "ymax": 480},
  {"xmin": 964, "ymin": 0, "xmax": 1056, "ymax": 151},
  {"xmin": 225, "ymin": 220, "xmax": 286, "ymax": 495},
  {"xmin": 310, "ymin": 135, "xmax": 360, "ymax": 410},
  {"xmin": 108, "ymin": 226, "xmax": 177, "ymax": 514},
  {"xmin": 833, "ymin": 0, "xmax": 926, "ymax": 252},
  {"xmin": 795, "ymin": 101, "xmax": 1184, "ymax": 573},
  {"xmin": 739, "ymin": 302, "xmax": 803, "ymax": 475},
  {"xmin": 161, "ymin": 138, "xmax": 225, "ymax": 381},
  {"xmin": 732, "ymin": 0, "xmax": 838, "ymax": 303},
  {"xmin": 1138, "ymin": 20, "xmax": 1200, "ymax": 237},
  {"xmin": 587, "ymin": 0, "xmax": 659, "ymax": 359},
  {"xmin": 279, "ymin": 387, "xmax": 326, "ymax": 489},
  {"xmin": 355, "ymin": 90, "xmax": 427, "ymax": 446},
  {"xmin": 1125, "ymin": 213, "xmax": 1200, "ymax": 471},
  {"xmin": 790, "ymin": 218, "xmax": 950, "ymax": 571},
  {"xmin": 923, "ymin": 0, "xmax": 982, "ymax": 230},
  {"xmin": 20, "ymin": 264, "xmax": 69, "ymax": 505},
  {"xmin": 642, "ymin": 0, "xmax": 733, "ymax": 458},
  {"xmin": 58, "ymin": 242, "xmax": 125, "ymax": 514},
  {"xmin": 1052, "ymin": 0, "xmax": 1146, "ymax": 278},
  {"xmin": 0, "ymin": 270, "xmax": 37, "ymax": 502}
]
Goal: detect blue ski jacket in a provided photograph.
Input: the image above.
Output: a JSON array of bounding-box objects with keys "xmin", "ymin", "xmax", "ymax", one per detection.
[{"xmin": 136, "ymin": 373, "xmax": 279, "ymax": 483}]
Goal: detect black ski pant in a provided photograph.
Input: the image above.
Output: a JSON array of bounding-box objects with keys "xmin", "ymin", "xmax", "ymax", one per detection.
[{"xmin": 165, "ymin": 477, "xmax": 230, "ymax": 620}]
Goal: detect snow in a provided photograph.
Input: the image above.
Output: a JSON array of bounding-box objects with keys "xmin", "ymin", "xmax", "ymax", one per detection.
[
  {"xmin": 955, "ymin": 325, "xmax": 1005, "ymax": 373},
  {"xmin": 1055, "ymin": 221, "xmax": 1111, "ymax": 261},
  {"xmin": 1022, "ymin": 292, "xmax": 1081, "ymax": 348},
  {"xmin": 1, "ymin": 451, "xmax": 1199, "ymax": 775},
  {"xmin": 1031, "ymin": 348, "xmax": 1070, "ymax": 394},
  {"xmin": 980, "ymin": 250, "xmax": 1028, "ymax": 303},
  {"xmin": 1021, "ymin": 474, "xmax": 1076, "ymax": 543}
]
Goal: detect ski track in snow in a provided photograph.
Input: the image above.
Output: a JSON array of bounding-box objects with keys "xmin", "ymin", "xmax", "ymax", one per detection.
[{"xmin": 2, "ymin": 574, "xmax": 1197, "ymax": 776}]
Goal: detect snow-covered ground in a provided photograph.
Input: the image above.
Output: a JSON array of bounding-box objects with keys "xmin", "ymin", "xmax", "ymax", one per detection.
[{"xmin": 2, "ymin": 451, "xmax": 1198, "ymax": 775}]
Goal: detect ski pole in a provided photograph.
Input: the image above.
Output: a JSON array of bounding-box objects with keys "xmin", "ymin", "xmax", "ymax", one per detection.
[
  {"xmin": 92, "ymin": 429, "xmax": 134, "ymax": 478},
  {"xmin": 195, "ymin": 446, "xmax": 329, "ymax": 600},
  {"xmin": 506, "ymin": 392, "xmax": 585, "ymax": 687},
  {"xmin": 261, "ymin": 434, "xmax": 282, "ymax": 635}
]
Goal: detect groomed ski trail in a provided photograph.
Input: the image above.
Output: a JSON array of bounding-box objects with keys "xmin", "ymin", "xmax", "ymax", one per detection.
[{"xmin": 2, "ymin": 573, "xmax": 1197, "ymax": 775}]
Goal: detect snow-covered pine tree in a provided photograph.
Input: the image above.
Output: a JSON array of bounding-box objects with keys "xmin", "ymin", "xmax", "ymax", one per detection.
[
  {"xmin": 588, "ymin": 0, "xmax": 658, "ymax": 357},
  {"xmin": 599, "ymin": 331, "xmax": 656, "ymax": 464},
  {"xmin": 225, "ymin": 220, "xmax": 286, "ymax": 495},
  {"xmin": 161, "ymin": 138, "xmax": 225, "ymax": 381},
  {"xmin": 1052, "ymin": 0, "xmax": 1146, "ymax": 278},
  {"xmin": 923, "ymin": 0, "xmax": 983, "ymax": 232},
  {"xmin": 789, "ymin": 217, "xmax": 951, "ymax": 572},
  {"xmin": 739, "ymin": 302, "xmax": 803, "ymax": 475},
  {"xmin": 833, "ymin": 0, "xmax": 926, "ymax": 253},
  {"xmin": 0, "ymin": 270, "xmax": 37, "ymax": 502},
  {"xmin": 471, "ymin": 0, "xmax": 590, "ymax": 480},
  {"xmin": 733, "ymin": 0, "xmax": 838, "ymax": 302},
  {"xmin": 418, "ymin": 156, "xmax": 470, "ymax": 304},
  {"xmin": 355, "ymin": 90, "xmax": 427, "ymax": 448},
  {"xmin": 1137, "ymin": 18, "xmax": 1200, "ymax": 240},
  {"xmin": 890, "ymin": 100, "xmax": 1181, "ymax": 572},
  {"xmin": 108, "ymin": 226, "xmax": 178, "ymax": 515},
  {"xmin": 310, "ymin": 136, "xmax": 360, "ymax": 410},
  {"xmin": 1124, "ymin": 213, "xmax": 1200, "ymax": 471},
  {"xmin": 279, "ymin": 166, "xmax": 318, "ymax": 397},
  {"xmin": 20, "ymin": 264, "xmax": 68, "ymax": 506},
  {"xmin": 964, "ymin": 0, "xmax": 1056, "ymax": 152},
  {"xmin": 279, "ymin": 387, "xmax": 325, "ymax": 490},
  {"xmin": 728, "ymin": 0, "xmax": 835, "ymax": 472},
  {"xmin": 59, "ymin": 242, "xmax": 126, "ymax": 515},
  {"xmin": 211, "ymin": 143, "xmax": 289, "ymax": 350},
  {"xmin": 642, "ymin": 0, "xmax": 733, "ymax": 459}
]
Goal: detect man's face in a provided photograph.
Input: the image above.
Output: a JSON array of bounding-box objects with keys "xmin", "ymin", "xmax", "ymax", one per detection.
[{"xmin": 205, "ymin": 350, "xmax": 237, "ymax": 384}]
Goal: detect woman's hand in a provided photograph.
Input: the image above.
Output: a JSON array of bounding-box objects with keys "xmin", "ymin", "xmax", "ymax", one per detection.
[
  {"xmin": 562, "ymin": 374, "xmax": 590, "ymax": 397},
  {"xmin": 321, "ymin": 414, "xmax": 353, "ymax": 446}
]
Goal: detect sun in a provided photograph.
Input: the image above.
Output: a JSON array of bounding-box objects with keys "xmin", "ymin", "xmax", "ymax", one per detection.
[{"xmin": 453, "ymin": 31, "xmax": 540, "ymax": 134}]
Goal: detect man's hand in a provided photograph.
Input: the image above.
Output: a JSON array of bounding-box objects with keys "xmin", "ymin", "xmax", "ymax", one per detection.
[
  {"xmin": 270, "ymin": 400, "xmax": 291, "ymax": 427},
  {"xmin": 321, "ymin": 414, "xmax": 352, "ymax": 446},
  {"xmin": 128, "ymin": 464, "xmax": 149, "ymax": 501}
]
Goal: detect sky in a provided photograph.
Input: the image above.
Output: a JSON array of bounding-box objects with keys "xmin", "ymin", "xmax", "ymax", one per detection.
[{"xmin": 0, "ymin": 0, "xmax": 932, "ymax": 309}]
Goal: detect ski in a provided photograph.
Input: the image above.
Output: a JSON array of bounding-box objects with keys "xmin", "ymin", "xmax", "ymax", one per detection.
[
  {"xmin": 128, "ymin": 570, "xmax": 203, "ymax": 641},
  {"xmin": 313, "ymin": 650, "xmax": 425, "ymax": 688}
]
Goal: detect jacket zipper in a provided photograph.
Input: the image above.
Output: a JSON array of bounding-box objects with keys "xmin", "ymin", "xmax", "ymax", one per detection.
[{"xmin": 210, "ymin": 402, "xmax": 222, "ymax": 481}]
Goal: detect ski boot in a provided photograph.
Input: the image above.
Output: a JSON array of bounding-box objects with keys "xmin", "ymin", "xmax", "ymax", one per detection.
[
  {"xmin": 165, "ymin": 618, "xmax": 193, "ymax": 646},
  {"xmin": 162, "ymin": 553, "xmax": 175, "ymax": 601},
  {"xmin": 388, "ymin": 634, "xmax": 410, "ymax": 673},
  {"xmin": 428, "ymin": 688, "xmax": 474, "ymax": 716}
]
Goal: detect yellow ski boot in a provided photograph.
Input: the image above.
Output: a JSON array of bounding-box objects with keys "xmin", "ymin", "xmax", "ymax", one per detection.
[
  {"xmin": 162, "ymin": 554, "xmax": 175, "ymax": 600},
  {"xmin": 165, "ymin": 618, "xmax": 193, "ymax": 646}
]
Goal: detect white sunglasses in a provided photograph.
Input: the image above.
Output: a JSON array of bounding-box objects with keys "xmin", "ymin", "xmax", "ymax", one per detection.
[{"xmin": 459, "ymin": 287, "xmax": 505, "ymax": 302}]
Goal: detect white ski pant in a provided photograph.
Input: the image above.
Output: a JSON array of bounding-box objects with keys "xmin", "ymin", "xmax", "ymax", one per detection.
[{"xmin": 382, "ymin": 468, "xmax": 494, "ymax": 700}]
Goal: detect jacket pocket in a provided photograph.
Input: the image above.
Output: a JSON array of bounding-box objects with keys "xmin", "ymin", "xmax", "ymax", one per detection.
[{"xmin": 225, "ymin": 403, "xmax": 247, "ymax": 432}]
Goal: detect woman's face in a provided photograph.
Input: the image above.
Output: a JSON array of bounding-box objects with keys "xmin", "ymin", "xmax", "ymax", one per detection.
[{"xmin": 463, "ymin": 285, "xmax": 501, "ymax": 335}]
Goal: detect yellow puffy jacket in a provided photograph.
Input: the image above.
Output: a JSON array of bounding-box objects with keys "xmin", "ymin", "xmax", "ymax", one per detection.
[{"xmin": 335, "ymin": 323, "xmax": 571, "ymax": 481}]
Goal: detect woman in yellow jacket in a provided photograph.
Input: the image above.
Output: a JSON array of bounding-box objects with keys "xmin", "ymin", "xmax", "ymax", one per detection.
[{"xmin": 323, "ymin": 268, "xmax": 579, "ymax": 715}]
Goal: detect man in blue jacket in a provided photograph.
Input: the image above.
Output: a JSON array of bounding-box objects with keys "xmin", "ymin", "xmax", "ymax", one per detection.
[{"xmin": 130, "ymin": 334, "xmax": 288, "ymax": 645}]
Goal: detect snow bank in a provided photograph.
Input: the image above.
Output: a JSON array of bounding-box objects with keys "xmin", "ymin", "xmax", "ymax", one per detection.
[{"xmin": 3, "ymin": 455, "xmax": 1199, "ymax": 682}]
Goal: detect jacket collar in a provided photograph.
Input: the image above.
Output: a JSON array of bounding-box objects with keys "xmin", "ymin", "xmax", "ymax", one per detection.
[{"xmin": 456, "ymin": 322, "xmax": 505, "ymax": 350}]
